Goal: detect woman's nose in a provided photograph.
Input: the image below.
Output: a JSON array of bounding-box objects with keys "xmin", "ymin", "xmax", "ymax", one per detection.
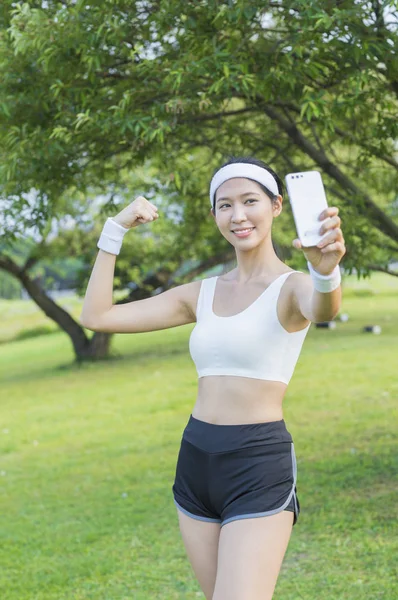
[{"xmin": 231, "ymin": 207, "xmax": 247, "ymax": 221}]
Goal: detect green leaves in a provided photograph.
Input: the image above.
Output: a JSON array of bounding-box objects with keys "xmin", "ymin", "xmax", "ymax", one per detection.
[
  {"xmin": 74, "ymin": 110, "xmax": 92, "ymax": 131},
  {"xmin": 0, "ymin": 0, "xmax": 396, "ymax": 276}
]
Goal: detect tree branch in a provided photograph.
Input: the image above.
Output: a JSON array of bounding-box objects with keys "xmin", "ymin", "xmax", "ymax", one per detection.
[
  {"xmin": 265, "ymin": 99, "xmax": 398, "ymax": 171},
  {"xmin": 262, "ymin": 104, "xmax": 398, "ymax": 243},
  {"xmin": 179, "ymin": 106, "xmax": 261, "ymax": 124},
  {"xmin": 367, "ymin": 263, "xmax": 398, "ymax": 277}
]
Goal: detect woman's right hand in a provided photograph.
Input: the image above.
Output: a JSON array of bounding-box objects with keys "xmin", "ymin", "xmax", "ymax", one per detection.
[{"xmin": 112, "ymin": 196, "xmax": 159, "ymax": 229}]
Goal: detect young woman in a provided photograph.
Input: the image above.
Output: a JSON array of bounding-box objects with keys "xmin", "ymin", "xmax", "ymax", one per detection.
[{"xmin": 80, "ymin": 157, "xmax": 346, "ymax": 600}]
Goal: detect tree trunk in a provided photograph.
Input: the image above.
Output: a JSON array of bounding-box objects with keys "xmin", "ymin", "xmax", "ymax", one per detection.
[
  {"xmin": 74, "ymin": 331, "xmax": 113, "ymax": 361},
  {"xmin": 0, "ymin": 249, "xmax": 234, "ymax": 362},
  {"xmin": 0, "ymin": 254, "xmax": 113, "ymax": 362}
]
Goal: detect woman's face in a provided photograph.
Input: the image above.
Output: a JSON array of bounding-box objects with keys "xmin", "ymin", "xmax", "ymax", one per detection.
[{"xmin": 211, "ymin": 177, "xmax": 282, "ymax": 247}]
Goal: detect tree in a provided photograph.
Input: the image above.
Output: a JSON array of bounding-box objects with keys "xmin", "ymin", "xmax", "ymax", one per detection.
[
  {"xmin": 0, "ymin": 1, "xmax": 396, "ymax": 271},
  {"xmin": 1, "ymin": 0, "xmax": 397, "ymax": 360}
]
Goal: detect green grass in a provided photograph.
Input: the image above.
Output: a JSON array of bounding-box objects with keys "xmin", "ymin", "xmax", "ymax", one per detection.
[{"xmin": 0, "ymin": 273, "xmax": 397, "ymax": 599}]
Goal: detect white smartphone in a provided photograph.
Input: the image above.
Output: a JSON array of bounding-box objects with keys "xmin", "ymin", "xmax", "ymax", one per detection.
[{"xmin": 285, "ymin": 171, "xmax": 329, "ymax": 247}]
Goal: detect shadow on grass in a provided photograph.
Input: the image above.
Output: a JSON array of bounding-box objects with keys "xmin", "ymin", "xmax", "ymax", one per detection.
[{"xmin": 1, "ymin": 342, "xmax": 189, "ymax": 386}]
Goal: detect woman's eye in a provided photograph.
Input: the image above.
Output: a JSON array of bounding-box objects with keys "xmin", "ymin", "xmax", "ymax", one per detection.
[{"xmin": 220, "ymin": 199, "xmax": 257, "ymax": 209}]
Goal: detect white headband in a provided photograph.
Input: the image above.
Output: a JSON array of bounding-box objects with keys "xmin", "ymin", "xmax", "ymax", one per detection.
[{"xmin": 209, "ymin": 163, "xmax": 279, "ymax": 207}]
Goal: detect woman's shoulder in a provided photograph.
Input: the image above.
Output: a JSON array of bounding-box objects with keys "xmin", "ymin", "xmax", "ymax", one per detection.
[
  {"xmin": 283, "ymin": 269, "xmax": 311, "ymax": 293},
  {"xmin": 278, "ymin": 271, "xmax": 312, "ymax": 331},
  {"xmin": 285, "ymin": 269, "xmax": 310, "ymax": 282},
  {"xmin": 179, "ymin": 277, "xmax": 213, "ymax": 321}
]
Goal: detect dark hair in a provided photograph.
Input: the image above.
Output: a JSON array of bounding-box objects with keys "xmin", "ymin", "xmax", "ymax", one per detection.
[{"xmin": 211, "ymin": 156, "xmax": 284, "ymax": 213}]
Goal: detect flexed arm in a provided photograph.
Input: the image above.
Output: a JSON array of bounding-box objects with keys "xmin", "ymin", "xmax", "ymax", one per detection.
[{"xmin": 80, "ymin": 197, "xmax": 196, "ymax": 334}]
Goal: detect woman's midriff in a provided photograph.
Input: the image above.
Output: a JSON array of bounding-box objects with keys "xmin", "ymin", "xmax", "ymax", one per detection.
[{"xmin": 191, "ymin": 376, "xmax": 288, "ymax": 425}]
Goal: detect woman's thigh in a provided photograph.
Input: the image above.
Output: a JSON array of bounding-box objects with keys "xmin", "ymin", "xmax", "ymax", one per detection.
[
  {"xmin": 212, "ymin": 510, "xmax": 294, "ymax": 600},
  {"xmin": 176, "ymin": 508, "xmax": 221, "ymax": 600}
]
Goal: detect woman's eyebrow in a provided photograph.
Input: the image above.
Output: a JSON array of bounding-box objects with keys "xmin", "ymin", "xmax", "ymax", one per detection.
[{"xmin": 216, "ymin": 192, "xmax": 261, "ymax": 204}]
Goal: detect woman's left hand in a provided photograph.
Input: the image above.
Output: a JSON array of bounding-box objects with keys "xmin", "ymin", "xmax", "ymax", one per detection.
[{"xmin": 292, "ymin": 207, "xmax": 346, "ymax": 275}]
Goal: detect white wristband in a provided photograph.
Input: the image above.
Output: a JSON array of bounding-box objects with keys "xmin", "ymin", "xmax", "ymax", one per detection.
[
  {"xmin": 97, "ymin": 218, "xmax": 129, "ymax": 255},
  {"xmin": 307, "ymin": 261, "xmax": 341, "ymax": 293}
]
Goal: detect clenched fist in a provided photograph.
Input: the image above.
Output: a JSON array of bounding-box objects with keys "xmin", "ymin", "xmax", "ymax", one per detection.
[{"xmin": 113, "ymin": 196, "xmax": 159, "ymax": 229}]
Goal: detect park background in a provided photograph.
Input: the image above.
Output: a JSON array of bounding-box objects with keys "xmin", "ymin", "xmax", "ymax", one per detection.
[{"xmin": 1, "ymin": 1, "xmax": 397, "ymax": 598}]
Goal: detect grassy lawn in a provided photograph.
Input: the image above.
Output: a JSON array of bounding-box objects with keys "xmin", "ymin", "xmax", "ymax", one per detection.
[{"xmin": 0, "ymin": 272, "xmax": 397, "ymax": 599}]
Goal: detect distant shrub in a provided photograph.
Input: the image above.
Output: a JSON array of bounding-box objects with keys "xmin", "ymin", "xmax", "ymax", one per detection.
[
  {"xmin": 353, "ymin": 289, "xmax": 376, "ymax": 297},
  {"xmin": 14, "ymin": 325, "xmax": 58, "ymax": 341}
]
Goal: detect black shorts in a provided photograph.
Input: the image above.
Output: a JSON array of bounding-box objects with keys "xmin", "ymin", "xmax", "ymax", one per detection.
[{"xmin": 172, "ymin": 414, "xmax": 300, "ymax": 528}]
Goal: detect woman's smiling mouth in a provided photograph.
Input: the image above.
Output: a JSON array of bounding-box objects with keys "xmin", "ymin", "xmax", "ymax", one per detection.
[{"xmin": 232, "ymin": 227, "xmax": 255, "ymax": 237}]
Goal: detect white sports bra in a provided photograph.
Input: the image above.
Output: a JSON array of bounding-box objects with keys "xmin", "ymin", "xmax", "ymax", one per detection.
[{"xmin": 189, "ymin": 271, "xmax": 311, "ymax": 385}]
